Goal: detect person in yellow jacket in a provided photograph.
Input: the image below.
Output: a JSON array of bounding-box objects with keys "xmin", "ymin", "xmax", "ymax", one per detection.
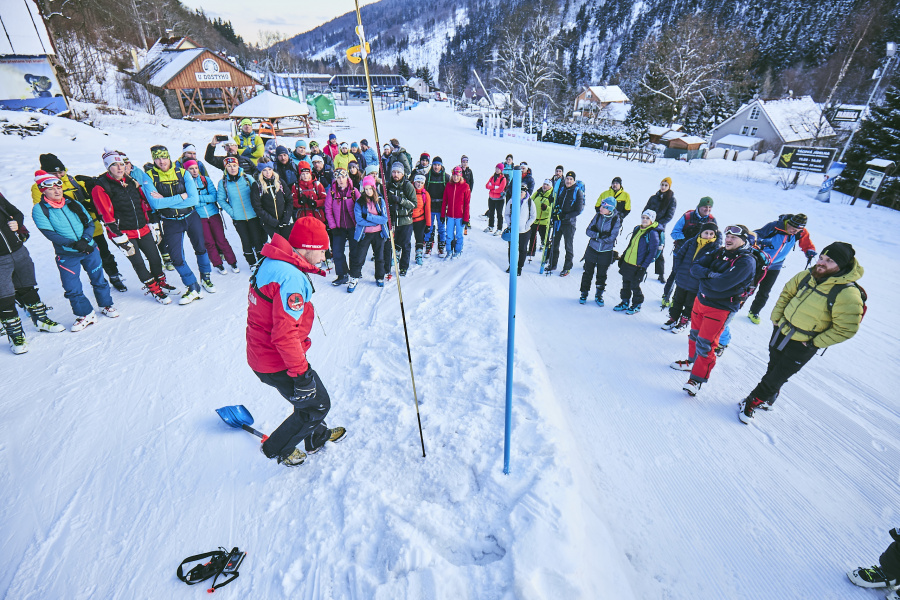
[
  {"xmin": 333, "ymin": 142, "xmax": 354, "ymax": 172},
  {"xmin": 235, "ymin": 118, "xmax": 265, "ymax": 165},
  {"xmin": 595, "ymin": 176, "xmax": 631, "ymax": 217},
  {"xmin": 740, "ymin": 241, "xmax": 864, "ymax": 423},
  {"xmin": 528, "ymin": 179, "xmax": 555, "ymax": 258},
  {"xmin": 30, "ymin": 153, "xmax": 125, "ymax": 291}
]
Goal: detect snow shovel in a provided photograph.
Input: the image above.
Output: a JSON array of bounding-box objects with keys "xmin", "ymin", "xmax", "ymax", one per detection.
[{"xmin": 216, "ymin": 405, "xmax": 268, "ymax": 441}]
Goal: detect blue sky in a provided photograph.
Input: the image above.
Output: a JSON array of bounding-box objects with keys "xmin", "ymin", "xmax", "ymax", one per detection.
[{"xmin": 181, "ymin": 0, "xmax": 380, "ymax": 43}]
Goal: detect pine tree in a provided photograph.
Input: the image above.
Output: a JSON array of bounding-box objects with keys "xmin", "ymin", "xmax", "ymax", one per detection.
[
  {"xmin": 837, "ymin": 80, "xmax": 900, "ymax": 207},
  {"xmin": 398, "ymin": 56, "xmax": 411, "ymax": 79}
]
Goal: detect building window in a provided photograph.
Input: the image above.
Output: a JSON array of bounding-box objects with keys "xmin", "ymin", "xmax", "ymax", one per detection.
[
  {"xmin": 741, "ymin": 126, "xmax": 749, "ymax": 135},
  {"xmin": 750, "ymin": 127, "xmax": 758, "ymax": 136},
  {"xmin": 749, "ymin": 106, "xmax": 760, "ymax": 120}
]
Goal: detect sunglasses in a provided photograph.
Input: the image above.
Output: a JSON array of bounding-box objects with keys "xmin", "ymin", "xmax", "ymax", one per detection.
[
  {"xmin": 39, "ymin": 180, "xmax": 63, "ymax": 189},
  {"xmin": 723, "ymin": 225, "xmax": 745, "ymax": 236}
]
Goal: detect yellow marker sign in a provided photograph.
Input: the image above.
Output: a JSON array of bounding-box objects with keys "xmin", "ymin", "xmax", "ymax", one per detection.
[{"xmin": 346, "ymin": 42, "xmax": 371, "ymax": 64}]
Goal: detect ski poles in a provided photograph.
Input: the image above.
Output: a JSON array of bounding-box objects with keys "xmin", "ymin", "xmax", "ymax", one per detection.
[{"xmin": 352, "ymin": 0, "xmax": 426, "ymax": 458}]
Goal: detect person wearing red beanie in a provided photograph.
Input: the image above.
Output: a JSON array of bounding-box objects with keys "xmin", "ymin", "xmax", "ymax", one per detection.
[{"xmin": 246, "ymin": 216, "xmax": 345, "ymax": 467}]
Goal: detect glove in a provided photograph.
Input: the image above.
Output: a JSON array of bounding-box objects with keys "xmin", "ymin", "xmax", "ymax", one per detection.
[
  {"xmin": 112, "ymin": 235, "xmax": 135, "ymax": 256},
  {"xmin": 613, "ymin": 251, "xmax": 619, "ymax": 261},
  {"xmin": 111, "ymin": 233, "xmax": 129, "ymax": 246},
  {"xmin": 890, "ymin": 527, "xmax": 900, "ymax": 543},
  {"xmin": 805, "ymin": 250, "xmax": 816, "ymax": 260},
  {"xmin": 424, "ymin": 227, "xmax": 432, "ymax": 236},
  {"xmin": 635, "ymin": 266, "xmax": 647, "ymax": 280},
  {"xmin": 72, "ymin": 239, "xmax": 93, "ymax": 254},
  {"xmin": 292, "ymin": 371, "xmax": 317, "ymax": 402},
  {"xmin": 149, "ymin": 223, "xmax": 161, "ymax": 244}
]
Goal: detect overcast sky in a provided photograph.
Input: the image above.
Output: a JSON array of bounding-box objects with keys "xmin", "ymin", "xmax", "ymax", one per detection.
[{"xmin": 181, "ymin": 0, "xmax": 380, "ymax": 44}]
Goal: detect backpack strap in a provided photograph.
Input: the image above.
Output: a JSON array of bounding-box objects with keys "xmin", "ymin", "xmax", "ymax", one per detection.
[{"xmin": 249, "ymin": 257, "xmax": 272, "ymax": 303}]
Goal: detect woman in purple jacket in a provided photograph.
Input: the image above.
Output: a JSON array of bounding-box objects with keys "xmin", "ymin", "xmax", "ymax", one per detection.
[{"xmin": 324, "ymin": 170, "xmax": 360, "ymax": 286}]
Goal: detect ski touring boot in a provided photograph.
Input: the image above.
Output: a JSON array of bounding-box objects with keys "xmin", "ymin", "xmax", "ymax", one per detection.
[
  {"xmin": 24, "ymin": 302, "xmax": 65, "ymax": 332},
  {"xmin": 376, "ymin": 279, "xmax": 385, "ymax": 288},
  {"xmin": 109, "ymin": 273, "xmax": 127, "ymax": 292},
  {"xmin": 143, "ymin": 278, "xmax": 171, "ymax": 304},
  {"xmin": 739, "ymin": 396, "xmax": 766, "ymax": 424},
  {"xmin": 425, "ymin": 242, "xmax": 433, "ymax": 255},
  {"xmin": 161, "ymin": 253, "xmax": 175, "ymax": 271},
  {"xmin": 579, "ymin": 293, "xmax": 588, "ymax": 305},
  {"xmin": 438, "ymin": 242, "xmax": 446, "ymax": 257},
  {"xmin": 399, "ymin": 268, "xmax": 407, "ymax": 276},
  {"xmin": 179, "ymin": 283, "xmax": 202, "ymax": 305},
  {"xmin": 671, "ymin": 316, "xmax": 690, "ymax": 333},
  {"xmin": 347, "ymin": 278, "xmax": 358, "ymax": 293},
  {"xmin": 415, "ymin": 248, "xmax": 424, "ymax": 265},
  {"xmin": 595, "ymin": 293, "xmax": 604, "ymax": 307},
  {"xmin": 215, "ymin": 264, "xmax": 228, "ymax": 275},
  {"xmin": 714, "ymin": 344, "xmax": 728, "ymax": 357},
  {"xmin": 71, "ymin": 311, "xmax": 98, "ymax": 332},
  {"xmin": 661, "ymin": 317, "xmax": 679, "ymax": 330},
  {"xmin": 748, "ymin": 312, "xmax": 761, "ymax": 324},
  {"xmin": 613, "ymin": 300, "xmax": 629, "ymax": 312},
  {"xmin": 683, "ymin": 379, "xmax": 702, "ymax": 396},
  {"xmin": 2, "ymin": 317, "xmax": 28, "ymax": 354},
  {"xmin": 625, "ymin": 303, "xmax": 642, "ymax": 315},
  {"xmin": 101, "ymin": 305, "xmax": 119, "ymax": 318},
  {"xmin": 200, "ymin": 273, "xmax": 216, "ymax": 293},
  {"xmin": 332, "ymin": 274, "xmax": 349, "ymax": 286},
  {"xmin": 669, "ymin": 359, "xmax": 693, "ymax": 371},
  {"xmin": 156, "ymin": 274, "xmax": 177, "ymax": 296}
]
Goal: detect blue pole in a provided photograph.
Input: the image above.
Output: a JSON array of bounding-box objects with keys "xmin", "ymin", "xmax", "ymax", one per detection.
[{"xmin": 503, "ymin": 167, "xmax": 522, "ymax": 475}]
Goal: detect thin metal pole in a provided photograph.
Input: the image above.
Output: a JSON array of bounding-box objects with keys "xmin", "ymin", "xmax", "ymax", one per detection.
[
  {"xmin": 839, "ymin": 53, "xmax": 896, "ymax": 162},
  {"xmin": 503, "ymin": 167, "xmax": 523, "ymax": 475},
  {"xmin": 352, "ymin": 0, "xmax": 426, "ymax": 458}
]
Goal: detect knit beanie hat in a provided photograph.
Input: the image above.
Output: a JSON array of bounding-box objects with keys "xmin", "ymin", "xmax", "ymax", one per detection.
[
  {"xmin": 566, "ymin": 170, "xmax": 576, "ymax": 180},
  {"xmin": 389, "ymin": 138, "xmax": 400, "ymax": 148},
  {"xmin": 312, "ymin": 156, "xmax": 324, "ymax": 164},
  {"xmin": 414, "ymin": 174, "xmax": 426, "ymax": 184},
  {"xmin": 295, "ymin": 140, "xmax": 307, "ymax": 148},
  {"xmin": 432, "ymin": 156, "xmax": 443, "ymax": 165},
  {"xmin": 298, "ymin": 161, "xmax": 311, "ymax": 173},
  {"xmin": 365, "ymin": 165, "xmax": 379, "ymax": 175},
  {"xmin": 642, "ymin": 209, "xmax": 657, "ymax": 222},
  {"xmin": 34, "ymin": 170, "xmax": 61, "ymax": 188},
  {"xmin": 239, "ymin": 118, "xmax": 252, "ymax": 127},
  {"xmin": 288, "ymin": 216, "xmax": 330, "ymax": 250},
  {"xmin": 420, "ymin": 152, "xmax": 431, "ymax": 162},
  {"xmin": 556, "ymin": 165, "xmax": 564, "ymax": 172},
  {"xmin": 328, "ymin": 133, "xmax": 337, "ymax": 140},
  {"xmin": 360, "ymin": 138, "xmax": 369, "ymax": 146},
  {"xmin": 39, "ymin": 153, "xmax": 66, "ymax": 173},
  {"xmin": 698, "ymin": 196, "xmax": 714, "ymax": 208},
  {"xmin": 612, "ymin": 176, "xmax": 622, "ymax": 186},
  {"xmin": 495, "ymin": 163, "xmax": 504, "ymax": 170},
  {"xmin": 361, "ymin": 175, "xmax": 377, "ymax": 189},
  {"xmin": 821, "ymin": 241, "xmax": 855, "ymax": 270},
  {"xmin": 661, "ymin": 177, "xmax": 673, "ymax": 187},
  {"xmin": 391, "ymin": 162, "xmax": 405, "ymax": 174},
  {"xmin": 102, "ymin": 148, "xmax": 125, "ymax": 170},
  {"xmin": 350, "ymin": 142, "xmax": 359, "ymax": 149},
  {"xmin": 452, "ymin": 166, "xmax": 463, "ymax": 175},
  {"xmin": 786, "ymin": 213, "xmax": 808, "ymax": 229},
  {"xmin": 276, "ymin": 145, "xmax": 290, "ymax": 157},
  {"xmin": 698, "ymin": 222, "xmax": 718, "ymax": 237},
  {"xmin": 257, "ymin": 161, "xmax": 274, "ymax": 172},
  {"xmin": 600, "ymin": 197, "xmax": 616, "ymax": 213},
  {"xmin": 340, "ymin": 142, "xmax": 349, "ymax": 150},
  {"xmin": 182, "ymin": 143, "xmax": 197, "ymax": 154},
  {"xmin": 182, "ymin": 159, "xmax": 199, "ymax": 170},
  {"xmin": 543, "ymin": 179, "xmax": 552, "ymax": 186}
]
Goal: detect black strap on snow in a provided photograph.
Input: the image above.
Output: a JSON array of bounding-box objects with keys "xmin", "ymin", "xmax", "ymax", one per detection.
[{"xmin": 176, "ymin": 546, "xmax": 245, "ymax": 592}]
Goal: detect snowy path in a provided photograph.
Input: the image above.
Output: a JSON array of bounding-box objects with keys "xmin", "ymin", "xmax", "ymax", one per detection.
[{"xmin": 1, "ymin": 103, "xmax": 898, "ymax": 599}]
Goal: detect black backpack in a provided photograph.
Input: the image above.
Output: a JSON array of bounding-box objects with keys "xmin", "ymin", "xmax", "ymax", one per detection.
[{"xmin": 796, "ymin": 271, "xmax": 868, "ymax": 324}]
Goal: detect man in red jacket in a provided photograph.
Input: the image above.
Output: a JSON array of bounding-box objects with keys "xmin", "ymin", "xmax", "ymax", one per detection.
[{"xmin": 247, "ymin": 217, "xmax": 346, "ymax": 467}]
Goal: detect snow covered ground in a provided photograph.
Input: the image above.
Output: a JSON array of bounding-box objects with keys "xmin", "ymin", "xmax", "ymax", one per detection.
[{"xmin": 1, "ymin": 102, "xmax": 898, "ymax": 600}]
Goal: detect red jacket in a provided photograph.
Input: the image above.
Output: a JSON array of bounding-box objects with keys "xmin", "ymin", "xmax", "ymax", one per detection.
[
  {"xmin": 92, "ymin": 173, "xmax": 152, "ymax": 239},
  {"xmin": 324, "ymin": 141, "xmax": 339, "ymax": 159},
  {"xmin": 485, "ymin": 173, "xmax": 507, "ymax": 199},
  {"xmin": 293, "ymin": 178, "xmax": 327, "ymax": 223},
  {"xmin": 412, "ymin": 188, "xmax": 431, "ymax": 223},
  {"xmin": 441, "ymin": 180, "xmax": 471, "ymax": 222},
  {"xmin": 246, "ymin": 235, "xmax": 326, "ymax": 377}
]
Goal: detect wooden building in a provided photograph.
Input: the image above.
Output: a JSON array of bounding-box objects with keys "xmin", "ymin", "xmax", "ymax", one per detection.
[{"xmin": 135, "ymin": 42, "xmax": 260, "ymax": 119}]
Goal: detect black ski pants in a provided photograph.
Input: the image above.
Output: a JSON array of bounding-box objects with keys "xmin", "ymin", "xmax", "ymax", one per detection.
[
  {"xmin": 527, "ymin": 222, "xmax": 548, "ymax": 257},
  {"xmin": 881, "ymin": 539, "xmax": 900, "ymax": 580},
  {"xmin": 507, "ymin": 231, "xmax": 529, "ymax": 273},
  {"xmin": 487, "ymin": 199, "xmax": 504, "ymax": 230},
  {"xmin": 619, "ymin": 262, "xmax": 645, "ymax": 305},
  {"xmin": 669, "ymin": 286, "xmax": 697, "ymax": 321},
  {"xmin": 255, "ymin": 368, "xmax": 331, "ymax": 458},
  {"xmin": 748, "ymin": 331, "xmax": 818, "ymax": 405},
  {"xmin": 580, "ymin": 247, "xmax": 614, "ymax": 295},
  {"xmin": 93, "ymin": 232, "xmax": 119, "ymax": 278},
  {"xmin": 412, "ymin": 219, "xmax": 427, "ymax": 251},
  {"xmin": 232, "ymin": 218, "xmax": 266, "ymax": 267},
  {"xmin": 748, "ymin": 267, "xmax": 782, "ymax": 316},
  {"xmin": 122, "ymin": 234, "xmax": 163, "ymax": 283},
  {"xmin": 352, "ymin": 232, "xmax": 385, "ymax": 280},
  {"xmin": 393, "ymin": 224, "xmax": 413, "ymax": 271},
  {"xmin": 550, "ymin": 222, "xmax": 576, "ymax": 271}
]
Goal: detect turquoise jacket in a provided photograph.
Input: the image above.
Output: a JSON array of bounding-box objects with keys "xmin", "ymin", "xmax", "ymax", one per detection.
[
  {"xmin": 217, "ymin": 171, "xmax": 258, "ymax": 221},
  {"xmin": 353, "ymin": 197, "xmax": 389, "ymax": 241},
  {"xmin": 32, "ymin": 198, "xmax": 96, "ymax": 255},
  {"xmin": 144, "ymin": 168, "xmax": 199, "ymax": 212},
  {"xmin": 192, "ymin": 174, "xmax": 220, "ymax": 219}
]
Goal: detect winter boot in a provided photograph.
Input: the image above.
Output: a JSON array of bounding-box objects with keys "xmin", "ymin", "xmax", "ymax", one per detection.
[
  {"xmin": 625, "ymin": 303, "xmax": 642, "ymax": 315},
  {"xmin": 2, "ymin": 317, "xmax": 27, "ymax": 354},
  {"xmin": 671, "ymin": 316, "xmax": 690, "ymax": 333},
  {"xmin": 483, "ymin": 226, "xmax": 493, "ymax": 233},
  {"xmin": 101, "ymin": 306, "xmax": 119, "ymax": 318},
  {"xmin": 347, "ymin": 278, "xmax": 358, "ymax": 293},
  {"xmin": 326, "ymin": 258, "xmax": 334, "ymax": 271},
  {"xmin": 109, "ymin": 273, "xmax": 127, "ymax": 292},
  {"xmin": 613, "ymin": 300, "xmax": 629, "ymax": 312},
  {"xmin": 143, "ymin": 278, "xmax": 171, "ymax": 304},
  {"xmin": 739, "ymin": 396, "xmax": 766, "ymax": 424},
  {"xmin": 661, "ymin": 317, "xmax": 679, "ymax": 330},
  {"xmin": 215, "ymin": 264, "xmax": 227, "ymax": 275},
  {"xmin": 24, "ymin": 302, "xmax": 65, "ymax": 332},
  {"xmin": 415, "ymin": 248, "xmax": 423, "ymax": 265},
  {"xmin": 579, "ymin": 293, "xmax": 588, "ymax": 305},
  {"xmin": 71, "ymin": 311, "xmax": 98, "ymax": 332},
  {"xmin": 179, "ymin": 283, "xmax": 202, "ymax": 305},
  {"xmin": 748, "ymin": 312, "xmax": 761, "ymax": 324},
  {"xmin": 332, "ymin": 274, "xmax": 349, "ymax": 286},
  {"xmin": 156, "ymin": 274, "xmax": 177, "ymax": 295},
  {"xmin": 277, "ymin": 447, "xmax": 307, "ymax": 468},
  {"xmin": 200, "ymin": 273, "xmax": 216, "ymax": 293},
  {"xmin": 327, "ymin": 426, "xmax": 347, "ymax": 444},
  {"xmin": 683, "ymin": 379, "xmax": 702, "ymax": 396},
  {"xmin": 595, "ymin": 294, "xmax": 605, "ymax": 307},
  {"xmin": 230, "ymin": 263, "xmax": 240, "ymax": 274},
  {"xmin": 161, "ymin": 253, "xmax": 175, "ymax": 271},
  {"xmin": 669, "ymin": 359, "xmax": 693, "ymax": 371},
  {"xmin": 560, "ymin": 269, "xmax": 570, "ymax": 277},
  {"xmin": 714, "ymin": 344, "xmax": 728, "ymax": 357}
]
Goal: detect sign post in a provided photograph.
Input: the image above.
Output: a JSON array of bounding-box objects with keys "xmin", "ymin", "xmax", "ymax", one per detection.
[
  {"xmin": 849, "ymin": 159, "xmax": 896, "ymax": 208},
  {"xmin": 776, "ymin": 146, "xmax": 838, "ymax": 173}
]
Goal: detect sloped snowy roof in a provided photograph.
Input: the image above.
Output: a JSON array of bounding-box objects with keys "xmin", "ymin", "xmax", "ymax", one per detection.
[
  {"xmin": 648, "ymin": 125, "xmax": 670, "ymax": 136},
  {"xmin": 761, "ymin": 96, "xmax": 836, "ymax": 142},
  {"xmin": 661, "ymin": 131, "xmax": 686, "ymax": 141},
  {"xmin": 142, "ymin": 37, "xmax": 199, "ymax": 68},
  {"xmin": 230, "ymin": 90, "xmax": 309, "ymax": 118},
  {"xmin": 676, "ymin": 135, "xmax": 707, "ymax": 145},
  {"xmin": 0, "ymin": 0, "xmax": 55, "ymax": 55},
  {"xmin": 715, "ymin": 134, "xmax": 762, "ymax": 148},
  {"xmin": 137, "ymin": 49, "xmax": 205, "ymax": 88},
  {"xmin": 585, "ymin": 85, "xmax": 629, "ymax": 103}
]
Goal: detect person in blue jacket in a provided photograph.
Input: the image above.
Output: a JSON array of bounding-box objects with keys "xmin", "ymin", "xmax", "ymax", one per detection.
[
  {"xmin": 663, "ymin": 222, "xmax": 720, "ymax": 333},
  {"xmin": 614, "ymin": 209, "xmax": 662, "ymax": 315},
  {"xmin": 358, "ymin": 139, "xmax": 378, "ymax": 171},
  {"xmin": 579, "ymin": 196, "xmax": 622, "ymax": 306},
  {"xmin": 144, "ymin": 144, "xmax": 210, "ymax": 304},
  {"xmin": 663, "ymin": 196, "xmax": 716, "ymax": 305},
  {"xmin": 217, "ymin": 157, "xmax": 266, "ymax": 268},
  {"xmin": 186, "ymin": 160, "xmax": 238, "ymax": 275},
  {"xmin": 747, "ymin": 213, "xmax": 816, "ymax": 323},
  {"xmin": 348, "ymin": 175, "xmax": 389, "ymax": 292},
  {"xmin": 31, "ymin": 170, "xmax": 118, "ymax": 331}
]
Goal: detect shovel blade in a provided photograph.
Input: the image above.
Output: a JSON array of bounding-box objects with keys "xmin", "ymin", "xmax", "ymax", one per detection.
[{"xmin": 216, "ymin": 405, "xmax": 255, "ymax": 428}]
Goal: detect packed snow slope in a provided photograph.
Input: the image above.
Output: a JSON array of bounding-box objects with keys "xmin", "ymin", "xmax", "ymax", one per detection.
[{"xmin": 1, "ymin": 102, "xmax": 898, "ymax": 600}]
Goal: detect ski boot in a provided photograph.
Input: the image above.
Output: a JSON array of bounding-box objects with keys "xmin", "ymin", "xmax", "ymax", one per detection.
[
  {"xmin": 156, "ymin": 274, "xmax": 177, "ymax": 295},
  {"xmin": 347, "ymin": 278, "xmax": 358, "ymax": 293},
  {"xmin": 438, "ymin": 243, "xmax": 446, "ymax": 257},
  {"xmin": 483, "ymin": 226, "xmax": 493, "ymax": 233},
  {"xmin": 2, "ymin": 317, "xmax": 28, "ymax": 354},
  {"xmin": 109, "ymin": 273, "xmax": 127, "ymax": 292},
  {"xmin": 143, "ymin": 278, "xmax": 171, "ymax": 304},
  {"xmin": 661, "ymin": 317, "xmax": 679, "ymax": 330},
  {"xmin": 714, "ymin": 344, "xmax": 728, "ymax": 357},
  {"xmin": 24, "ymin": 302, "xmax": 65, "ymax": 332},
  {"xmin": 399, "ymin": 268, "xmax": 407, "ymax": 276},
  {"xmin": 215, "ymin": 264, "xmax": 228, "ymax": 275},
  {"xmin": 683, "ymin": 379, "xmax": 702, "ymax": 396},
  {"xmin": 161, "ymin": 253, "xmax": 175, "ymax": 271},
  {"xmin": 579, "ymin": 293, "xmax": 587, "ymax": 305},
  {"xmin": 748, "ymin": 312, "xmax": 761, "ymax": 324},
  {"xmin": 101, "ymin": 306, "xmax": 119, "ymax": 318},
  {"xmin": 415, "ymin": 249, "xmax": 423, "ymax": 265},
  {"xmin": 376, "ymin": 279, "xmax": 385, "ymax": 288},
  {"xmin": 671, "ymin": 316, "xmax": 690, "ymax": 333},
  {"xmin": 669, "ymin": 359, "xmax": 693, "ymax": 371},
  {"xmin": 425, "ymin": 242, "xmax": 433, "ymax": 255},
  {"xmin": 613, "ymin": 301, "xmax": 629, "ymax": 312},
  {"xmin": 739, "ymin": 396, "xmax": 766, "ymax": 424},
  {"xmin": 625, "ymin": 303, "xmax": 642, "ymax": 315},
  {"xmin": 71, "ymin": 311, "xmax": 98, "ymax": 332},
  {"xmin": 200, "ymin": 273, "xmax": 216, "ymax": 293},
  {"xmin": 595, "ymin": 293, "xmax": 604, "ymax": 307},
  {"xmin": 332, "ymin": 274, "xmax": 349, "ymax": 286},
  {"xmin": 560, "ymin": 269, "xmax": 570, "ymax": 277},
  {"xmin": 179, "ymin": 283, "xmax": 202, "ymax": 305}
]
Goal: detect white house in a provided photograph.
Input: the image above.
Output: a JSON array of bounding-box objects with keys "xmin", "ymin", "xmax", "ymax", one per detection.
[
  {"xmin": 573, "ymin": 85, "xmax": 631, "ymax": 121},
  {"xmin": 406, "ymin": 76, "xmax": 429, "ymax": 100},
  {"xmin": 709, "ymin": 95, "xmax": 837, "ymax": 153}
]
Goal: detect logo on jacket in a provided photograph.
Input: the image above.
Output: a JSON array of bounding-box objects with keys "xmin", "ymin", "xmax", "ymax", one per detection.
[{"xmin": 287, "ymin": 293, "xmax": 303, "ymax": 311}]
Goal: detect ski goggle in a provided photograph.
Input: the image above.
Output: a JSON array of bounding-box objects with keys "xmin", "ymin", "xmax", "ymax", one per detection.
[
  {"xmin": 334, "ymin": 168, "xmax": 348, "ymax": 178},
  {"xmin": 723, "ymin": 225, "xmax": 746, "ymax": 237},
  {"xmin": 151, "ymin": 147, "xmax": 170, "ymax": 159},
  {"xmin": 38, "ymin": 178, "xmax": 63, "ymax": 189},
  {"xmin": 223, "ymin": 157, "xmax": 239, "ymax": 166}
]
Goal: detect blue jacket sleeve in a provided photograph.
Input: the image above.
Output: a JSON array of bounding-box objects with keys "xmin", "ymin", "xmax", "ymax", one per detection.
[
  {"xmin": 217, "ymin": 180, "xmax": 234, "ymax": 218},
  {"xmin": 671, "ymin": 214, "xmax": 686, "ymax": 240},
  {"xmin": 701, "ymin": 255, "xmax": 755, "ymax": 295},
  {"xmin": 638, "ymin": 230, "xmax": 661, "ymax": 269},
  {"xmin": 753, "ymin": 221, "xmax": 778, "ymax": 247},
  {"xmin": 31, "ymin": 205, "xmax": 88, "ymax": 247},
  {"xmin": 354, "ymin": 201, "xmax": 388, "ymax": 226}
]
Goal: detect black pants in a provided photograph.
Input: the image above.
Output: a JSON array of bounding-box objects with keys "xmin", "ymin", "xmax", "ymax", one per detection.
[
  {"xmin": 669, "ymin": 286, "xmax": 697, "ymax": 321},
  {"xmin": 580, "ymin": 248, "xmax": 614, "ymax": 295},
  {"xmin": 654, "ymin": 231, "xmax": 666, "ymax": 277},
  {"xmin": 123, "ymin": 234, "xmax": 164, "ymax": 282},
  {"xmin": 882, "ymin": 540, "xmax": 900, "ymax": 580},
  {"xmin": 663, "ymin": 243, "xmax": 680, "ymax": 299},
  {"xmin": 393, "ymin": 224, "xmax": 413, "ymax": 270},
  {"xmin": 254, "ymin": 368, "xmax": 331, "ymax": 457},
  {"xmin": 507, "ymin": 231, "xmax": 530, "ymax": 273},
  {"xmin": 748, "ymin": 268, "xmax": 782, "ymax": 315},
  {"xmin": 383, "ymin": 226, "xmax": 395, "ymax": 270},
  {"xmin": 412, "ymin": 219, "xmax": 427, "ymax": 250},
  {"xmin": 232, "ymin": 218, "xmax": 267, "ymax": 267},
  {"xmin": 550, "ymin": 222, "xmax": 576, "ymax": 271},
  {"xmin": 619, "ymin": 262, "xmax": 645, "ymax": 305},
  {"xmin": 488, "ymin": 199, "xmax": 504, "ymax": 229},
  {"xmin": 352, "ymin": 231, "xmax": 384, "ymax": 280},
  {"xmin": 94, "ymin": 233, "xmax": 119, "ymax": 277},
  {"xmin": 263, "ymin": 223, "xmax": 292, "ymax": 240},
  {"xmin": 748, "ymin": 333, "xmax": 818, "ymax": 405},
  {"xmin": 527, "ymin": 222, "xmax": 548, "ymax": 257}
]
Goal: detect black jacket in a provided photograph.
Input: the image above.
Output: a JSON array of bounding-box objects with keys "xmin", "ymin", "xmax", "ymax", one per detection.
[
  {"xmin": 0, "ymin": 192, "xmax": 27, "ymax": 256},
  {"xmin": 554, "ymin": 184, "xmax": 585, "ymax": 225},
  {"xmin": 205, "ymin": 143, "xmax": 256, "ymax": 176},
  {"xmin": 250, "ymin": 176, "xmax": 292, "ymax": 229},
  {"xmin": 643, "ymin": 190, "xmax": 677, "ymax": 229},
  {"xmin": 692, "ymin": 245, "xmax": 756, "ymax": 312},
  {"xmin": 461, "ymin": 166, "xmax": 474, "ymax": 191}
]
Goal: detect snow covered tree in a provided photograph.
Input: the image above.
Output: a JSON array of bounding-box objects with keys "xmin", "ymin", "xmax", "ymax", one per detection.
[
  {"xmin": 837, "ymin": 80, "xmax": 900, "ymax": 207},
  {"xmin": 397, "ymin": 57, "xmax": 411, "ymax": 79}
]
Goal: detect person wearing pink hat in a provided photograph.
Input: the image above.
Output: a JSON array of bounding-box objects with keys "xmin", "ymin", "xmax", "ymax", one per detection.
[
  {"xmin": 247, "ymin": 216, "xmax": 345, "ymax": 467},
  {"xmin": 349, "ymin": 175, "xmax": 389, "ymax": 291},
  {"xmin": 442, "ymin": 166, "xmax": 471, "ymax": 258},
  {"xmin": 484, "ymin": 163, "xmax": 508, "ymax": 234}
]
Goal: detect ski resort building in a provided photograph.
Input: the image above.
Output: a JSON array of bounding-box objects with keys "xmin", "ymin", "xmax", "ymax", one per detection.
[
  {"xmin": 709, "ymin": 95, "xmax": 836, "ymax": 153},
  {"xmin": 135, "ymin": 38, "xmax": 260, "ymax": 120},
  {"xmin": 573, "ymin": 86, "xmax": 630, "ymax": 120}
]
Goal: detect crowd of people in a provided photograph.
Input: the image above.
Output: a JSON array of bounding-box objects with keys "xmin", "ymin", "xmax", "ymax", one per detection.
[{"xmin": 0, "ymin": 120, "xmax": 866, "ymax": 429}]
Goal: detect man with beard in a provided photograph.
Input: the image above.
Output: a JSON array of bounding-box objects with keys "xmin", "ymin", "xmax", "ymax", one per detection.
[{"xmin": 739, "ymin": 242, "xmax": 864, "ymax": 423}]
